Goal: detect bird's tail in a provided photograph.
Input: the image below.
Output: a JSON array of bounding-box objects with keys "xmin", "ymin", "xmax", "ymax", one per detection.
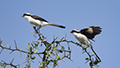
[
  {"xmin": 89, "ymin": 44, "xmax": 101, "ymax": 62},
  {"xmin": 49, "ymin": 23, "xmax": 66, "ymax": 29}
]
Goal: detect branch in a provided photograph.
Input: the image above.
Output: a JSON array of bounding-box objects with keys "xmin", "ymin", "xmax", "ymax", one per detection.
[
  {"xmin": 0, "ymin": 59, "xmax": 19, "ymax": 68},
  {"xmin": 0, "ymin": 44, "xmax": 44, "ymax": 55}
]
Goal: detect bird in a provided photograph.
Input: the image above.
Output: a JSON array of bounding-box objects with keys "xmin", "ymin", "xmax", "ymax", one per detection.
[
  {"xmin": 22, "ymin": 13, "xmax": 66, "ymax": 29},
  {"xmin": 70, "ymin": 26, "xmax": 102, "ymax": 61}
]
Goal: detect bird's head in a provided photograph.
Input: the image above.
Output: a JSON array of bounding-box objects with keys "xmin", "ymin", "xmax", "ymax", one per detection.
[
  {"xmin": 70, "ymin": 29, "xmax": 80, "ymax": 33},
  {"xmin": 22, "ymin": 13, "xmax": 32, "ymax": 17}
]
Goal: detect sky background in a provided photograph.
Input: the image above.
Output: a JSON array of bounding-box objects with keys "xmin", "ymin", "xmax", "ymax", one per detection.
[{"xmin": 0, "ymin": 0, "xmax": 120, "ymax": 68}]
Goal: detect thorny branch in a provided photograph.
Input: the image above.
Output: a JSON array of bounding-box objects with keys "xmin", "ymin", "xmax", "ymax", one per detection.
[
  {"xmin": 0, "ymin": 59, "xmax": 20, "ymax": 68},
  {"xmin": 0, "ymin": 38, "xmax": 100, "ymax": 68},
  {"xmin": 0, "ymin": 44, "xmax": 44, "ymax": 55},
  {"xmin": 0, "ymin": 27, "xmax": 101, "ymax": 68}
]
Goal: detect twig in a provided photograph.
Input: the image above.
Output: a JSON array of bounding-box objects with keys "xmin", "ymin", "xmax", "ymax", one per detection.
[
  {"xmin": 0, "ymin": 59, "xmax": 19, "ymax": 68},
  {"xmin": 0, "ymin": 45, "xmax": 44, "ymax": 55}
]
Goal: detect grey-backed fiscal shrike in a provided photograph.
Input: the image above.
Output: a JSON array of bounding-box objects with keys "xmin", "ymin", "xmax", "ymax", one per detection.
[
  {"xmin": 71, "ymin": 26, "xmax": 102, "ymax": 61},
  {"xmin": 22, "ymin": 13, "xmax": 66, "ymax": 29}
]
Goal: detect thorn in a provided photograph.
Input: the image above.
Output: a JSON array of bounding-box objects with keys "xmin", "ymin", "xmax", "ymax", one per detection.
[
  {"xmin": 14, "ymin": 40, "xmax": 17, "ymax": 48},
  {"xmin": 10, "ymin": 58, "xmax": 14, "ymax": 64},
  {"xmin": 0, "ymin": 48, "xmax": 3, "ymax": 54},
  {"xmin": 10, "ymin": 50, "xmax": 14, "ymax": 54}
]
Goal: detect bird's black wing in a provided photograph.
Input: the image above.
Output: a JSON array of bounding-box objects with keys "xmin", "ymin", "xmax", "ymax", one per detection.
[
  {"xmin": 31, "ymin": 15, "xmax": 48, "ymax": 22},
  {"xmin": 91, "ymin": 26, "xmax": 102, "ymax": 37},
  {"xmin": 80, "ymin": 26, "xmax": 102, "ymax": 40}
]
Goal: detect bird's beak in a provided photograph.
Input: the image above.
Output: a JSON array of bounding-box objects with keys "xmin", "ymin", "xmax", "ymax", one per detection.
[
  {"xmin": 22, "ymin": 14, "xmax": 25, "ymax": 17},
  {"xmin": 70, "ymin": 31, "xmax": 73, "ymax": 33}
]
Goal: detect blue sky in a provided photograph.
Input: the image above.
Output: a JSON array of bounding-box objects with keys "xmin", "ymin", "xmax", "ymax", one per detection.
[{"xmin": 0, "ymin": 0, "xmax": 120, "ymax": 68}]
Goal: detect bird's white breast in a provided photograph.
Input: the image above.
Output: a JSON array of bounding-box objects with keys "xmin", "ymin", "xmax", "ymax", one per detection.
[
  {"xmin": 73, "ymin": 33, "xmax": 91, "ymax": 45},
  {"xmin": 24, "ymin": 16, "xmax": 49, "ymax": 26}
]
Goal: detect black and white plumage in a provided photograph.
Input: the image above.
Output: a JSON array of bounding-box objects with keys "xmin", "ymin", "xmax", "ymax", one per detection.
[
  {"xmin": 22, "ymin": 13, "xmax": 66, "ymax": 29},
  {"xmin": 80, "ymin": 26, "xmax": 102, "ymax": 41},
  {"xmin": 71, "ymin": 26, "xmax": 102, "ymax": 61}
]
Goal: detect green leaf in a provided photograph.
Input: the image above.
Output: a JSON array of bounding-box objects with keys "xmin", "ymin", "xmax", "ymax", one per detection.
[
  {"xmin": 68, "ymin": 46, "xmax": 70, "ymax": 50},
  {"xmin": 28, "ymin": 43, "xmax": 30, "ymax": 49},
  {"xmin": 30, "ymin": 47, "xmax": 33, "ymax": 54},
  {"xmin": 54, "ymin": 60, "xmax": 57, "ymax": 65},
  {"xmin": 2, "ymin": 63, "xmax": 6, "ymax": 68},
  {"xmin": 56, "ymin": 45, "xmax": 60, "ymax": 48},
  {"xmin": 33, "ymin": 49, "xmax": 38, "ymax": 53},
  {"xmin": 47, "ymin": 61, "xmax": 50, "ymax": 65},
  {"xmin": 48, "ymin": 51, "xmax": 51, "ymax": 55},
  {"xmin": 42, "ymin": 35, "xmax": 45, "ymax": 39},
  {"xmin": 56, "ymin": 55, "xmax": 60, "ymax": 60},
  {"xmin": 31, "ymin": 56, "xmax": 36, "ymax": 60},
  {"xmin": 53, "ymin": 47, "xmax": 55, "ymax": 50},
  {"xmin": 6, "ymin": 45, "xmax": 9, "ymax": 48},
  {"xmin": 40, "ymin": 44, "xmax": 42, "ymax": 47},
  {"xmin": 62, "ymin": 55, "xmax": 64, "ymax": 58},
  {"xmin": 34, "ymin": 43, "xmax": 38, "ymax": 48},
  {"xmin": 29, "ymin": 59, "xmax": 32, "ymax": 62},
  {"xmin": 61, "ymin": 46, "xmax": 65, "ymax": 50},
  {"xmin": 89, "ymin": 61, "xmax": 92, "ymax": 67},
  {"xmin": 94, "ymin": 60, "xmax": 100, "ymax": 65},
  {"xmin": 37, "ymin": 66, "xmax": 40, "ymax": 68},
  {"xmin": 83, "ymin": 45, "xmax": 86, "ymax": 48},
  {"xmin": 0, "ymin": 41, "xmax": 2, "ymax": 45},
  {"xmin": 85, "ymin": 58, "xmax": 89, "ymax": 60},
  {"xmin": 33, "ymin": 34, "xmax": 37, "ymax": 38},
  {"xmin": 48, "ymin": 43, "xmax": 52, "ymax": 47}
]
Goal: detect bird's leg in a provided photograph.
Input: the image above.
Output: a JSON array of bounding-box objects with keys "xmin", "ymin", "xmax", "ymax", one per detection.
[
  {"xmin": 33, "ymin": 26, "xmax": 36, "ymax": 30},
  {"xmin": 91, "ymin": 39, "xmax": 95, "ymax": 42},
  {"xmin": 37, "ymin": 26, "xmax": 41, "ymax": 31},
  {"xmin": 33, "ymin": 26, "xmax": 42, "ymax": 40},
  {"xmin": 37, "ymin": 26, "xmax": 43, "ymax": 40},
  {"xmin": 36, "ymin": 26, "xmax": 41, "ymax": 34},
  {"xmin": 33, "ymin": 26, "xmax": 39, "ymax": 34},
  {"xmin": 33, "ymin": 26, "xmax": 41, "ymax": 33}
]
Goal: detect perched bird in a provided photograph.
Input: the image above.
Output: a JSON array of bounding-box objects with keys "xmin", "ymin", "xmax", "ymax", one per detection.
[
  {"xmin": 22, "ymin": 13, "xmax": 66, "ymax": 29},
  {"xmin": 71, "ymin": 26, "xmax": 102, "ymax": 61}
]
